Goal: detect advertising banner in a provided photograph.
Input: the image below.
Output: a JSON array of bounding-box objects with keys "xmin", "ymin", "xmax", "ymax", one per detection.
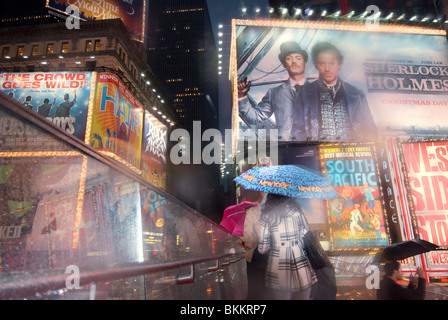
[
  {"xmin": 231, "ymin": 20, "xmax": 448, "ymax": 143},
  {"xmin": 141, "ymin": 111, "xmax": 168, "ymax": 189},
  {"xmin": 0, "ymin": 108, "xmax": 72, "ymax": 152},
  {"xmin": 46, "ymin": 0, "xmax": 147, "ymax": 42},
  {"xmin": 141, "ymin": 186, "xmax": 168, "ymax": 259},
  {"xmin": 0, "ymin": 72, "xmax": 95, "ymax": 142},
  {"xmin": 319, "ymin": 143, "xmax": 389, "ymax": 250},
  {"xmin": 109, "ymin": 175, "xmax": 143, "ymax": 263},
  {"xmin": 0, "ymin": 154, "xmax": 85, "ymax": 272},
  {"xmin": 401, "ymin": 141, "xmax": 448, "ymax": 269},
  {"xmin": 90, "ymin": 73, "xmax": 143, "ymax": 169}
]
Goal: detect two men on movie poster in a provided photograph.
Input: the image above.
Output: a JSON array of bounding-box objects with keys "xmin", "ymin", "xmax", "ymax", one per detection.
[
  {"xmin": 236, "ymin": 26, "xmax": 448, "ymax": 143},
  {"xmin": 238, "ymin": 40, "xmax": 377, "ymax": 142}
]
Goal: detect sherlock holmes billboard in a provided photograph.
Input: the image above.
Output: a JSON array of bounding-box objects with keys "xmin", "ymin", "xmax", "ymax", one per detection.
[{"xmin": 231, "ymin": 19, "xmax": 448, "ymax": 143}]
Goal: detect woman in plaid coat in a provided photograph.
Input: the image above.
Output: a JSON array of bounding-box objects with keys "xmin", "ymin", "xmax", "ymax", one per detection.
[{"xmin": 258, "ymin": 193, "xmax": 317, "ymax": 299}]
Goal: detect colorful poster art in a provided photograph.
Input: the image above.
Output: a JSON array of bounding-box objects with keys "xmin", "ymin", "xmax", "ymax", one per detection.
[
  {"xmin": 90, "ymin": 73, "xmax": 143, "ymax": 169},
  {"xmin": 319, "ymin": 143, "xmax": 389, "ymax": 250},
  {"xmin": 0, "ymin": 72, "xmax": 95, "ymax": 142},
  {"xmin": 0, "ymin": 107, "xmax": 71, "ymax": 152},
  {"xmin": 141, "ymin": 111, "xmax": 167, "ymax": 189},
  {"xmin": 231, "ymin": 20, "xmax": 448, "ymax": 143},
  {"xmin": 0, "ymin": 155, "xmax": 86, "ymax": 272},
  {"xmin": 140, "ymin": 187, "xmax": 168, "ymax": 259},
  {"xmin": 401, "ymin": 141, "xmax": 448, "ymax": 269},
  {"xmin": 46, "ymin": 0, "xmax": 147, "ymax": 42},
  {"xmin": 109, "ymin": 176, "xmax": 143, "ymax": 263}
]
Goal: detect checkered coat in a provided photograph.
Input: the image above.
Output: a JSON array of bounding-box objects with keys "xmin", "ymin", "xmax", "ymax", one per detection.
[{"xmin": 258, "ymin": 205, "xmax": 317, "ymax": 292}]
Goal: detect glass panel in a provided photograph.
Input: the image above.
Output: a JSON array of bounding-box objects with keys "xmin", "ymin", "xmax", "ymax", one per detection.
[{"xmin": 0, "ymin": 95, "xmax": 247, "ymax": 300}]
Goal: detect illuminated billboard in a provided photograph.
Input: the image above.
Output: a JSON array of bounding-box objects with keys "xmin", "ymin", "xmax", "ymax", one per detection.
[
  {"xmin": 90, "ymin": 73, "xmax": 143, "ymax": 171},
  {"xmin": 400, "ymin": 140, "xmax": 448, "ymax": 272},
  {"xmin": 46, "ymin": 0, "xmax": 147, "ymax": 42},
  {"xmin": 141, "ymin": 111, "xmax": 167, "ymax": 189},
  {"xmin": 0, "ymin": 153, "xmax": 89, "ymax": 271},
  {"xmin": 319, "ymin": 143, "xmax": 389, "ymax": 250},
  {"xmin": 0, "ymin": 72, "xmax": 96, "ymax": 142},
  {"xmin": 231, "ymin": 19, "xmax": 448, "ymax": 143}
]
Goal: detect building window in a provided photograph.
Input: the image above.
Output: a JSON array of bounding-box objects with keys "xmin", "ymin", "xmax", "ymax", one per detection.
[
  {"xmin": 94, "ymin": 40, "xmax": 101, "ymax": 52},
  {"xmin": 2, "ymin": 47, "xmax": 10, "ymax": 58},
  {"xmin": 31, "ymin": 45, "xmax": 39, "ymax": 56},
  {"xmin": 17, "ymin": 46, "xmax": 24, "ymax": 57},
  {"xmin": 46, "ymin": 43, "xmax": 54, "ymax": 54},
  {"xmin": 85, "ymin": 40, "xmax": 92, "ymax": 52},
  {"xmin": 61, "ymin": 42, "xmax": 69, "ymax": 53}
]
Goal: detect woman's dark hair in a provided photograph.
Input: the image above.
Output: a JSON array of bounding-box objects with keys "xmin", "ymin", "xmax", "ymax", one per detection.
[
  {"xmin": 261, "ymin": 193, "xmax": 302, "ymax": 225},
  {"xmin": 311, "ymin": 41, "xmax": 344, "ymax": 66}
]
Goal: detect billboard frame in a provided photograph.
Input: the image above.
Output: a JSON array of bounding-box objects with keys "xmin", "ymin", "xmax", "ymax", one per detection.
[
  {"xmin": 396, "ymin": 138, "xmax": 448, "ymax": 278},
  {"xmin": 229, "ymin": 18, "xmax": 447, "ymax": 154},
  {"xmin": 318, "ymin": 141, "xmax": 391, "ymax": 252},
  {"xmin": 45, "ymin": 0, "xmax": 148, "ymax": 43}
]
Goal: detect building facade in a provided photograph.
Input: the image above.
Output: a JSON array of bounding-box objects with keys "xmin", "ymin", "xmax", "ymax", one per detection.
[
  {"xmin": 146, "ymin": 0, "xmax": 221, "ymax": 221},
  {"xmin": 0, "ymin": 19, "xmax": 177, "ymax": 126}
]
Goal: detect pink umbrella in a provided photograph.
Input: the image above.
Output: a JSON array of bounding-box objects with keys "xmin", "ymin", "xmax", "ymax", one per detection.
[{"xmin": 220, "ymin": 201, "xmax": 258, "ymax": 236}]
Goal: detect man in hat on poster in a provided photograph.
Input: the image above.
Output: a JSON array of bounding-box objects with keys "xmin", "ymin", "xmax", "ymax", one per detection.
[{"xmin": 237, "ymin": 41, "xmax": 308, "ymax": 141}]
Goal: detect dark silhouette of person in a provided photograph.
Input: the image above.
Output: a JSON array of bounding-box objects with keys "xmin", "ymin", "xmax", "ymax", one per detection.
[
  {"xmin": 37, "ymin": 95, "xmax": 56, "ymax": 117},
  {"xmin": 22, "ymin": 95, "xmax": 33, "ymax": 110},
  {"xmin": 55, "ymin": 91, "xmax": 77, "ymax": 117}
]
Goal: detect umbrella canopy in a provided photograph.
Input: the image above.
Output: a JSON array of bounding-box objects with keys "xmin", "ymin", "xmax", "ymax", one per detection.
[
  {"xmin": 220, "ymin": 201, "xmax": 258, "ymax": 236},
  {"xmin": 234, "ymin": 165, "xmax": 338, "ymax": 200},
  {"xmin": 374, "ymin": 239, "xmax": 439, "ymax": 263}
]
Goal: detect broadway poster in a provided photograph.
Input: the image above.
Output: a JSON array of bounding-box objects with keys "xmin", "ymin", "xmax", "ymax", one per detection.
[
  {"xmin": 90, "ymin": 72, "xmax": 143, "ymax": 169},
  {"xmin": 319, "ymin": 143, "xmax": 389, "ymax": 250},
  {"xmin": 141, "ymin": 111, "xmax": 168, "ymax": 189},
  {"xmin": 46, "ymin": 0, "xmax": 147, "ymax": 42},
  {"xmin": 0, "ymin": 155, "xmax": 85, "ymax": 272},
  {"xmin": 0, "ymin": 72, "xmax": 95, "ymax": 142},
  {"xmin": 400, "ymin": 141, "xmax": 448, "ymax": 269},
  {"xmin": 232, "ymin": 20, "xmax": 448, "ymax": 143}
]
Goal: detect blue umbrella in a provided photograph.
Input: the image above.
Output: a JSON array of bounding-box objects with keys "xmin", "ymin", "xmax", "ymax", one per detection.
[{"xmin": 234, "ymin": 165, "xmax": 338, "ymax": 200}]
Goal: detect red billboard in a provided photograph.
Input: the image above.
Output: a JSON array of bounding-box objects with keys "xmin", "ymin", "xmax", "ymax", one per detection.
[{"xmin": 401, "ymin": 141, "xmax": 448, "ymax": 271}]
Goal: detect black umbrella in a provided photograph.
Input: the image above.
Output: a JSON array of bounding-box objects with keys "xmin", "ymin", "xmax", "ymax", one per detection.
[{"xmin": 374, "ymin": 239, "xmax": 439, "ymax": 263}]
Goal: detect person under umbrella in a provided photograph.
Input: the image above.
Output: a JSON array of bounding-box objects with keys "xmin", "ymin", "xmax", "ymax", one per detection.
[
  {"xmin": 235, "ymin": 164, "xmax": 338, "ymax": 300},
  {"xmin": 258, "ymin": 193, "xmax": 317, "ymax": 300},
  {"xmin": 374, "ymin": 239, "xmax": 438, "ymax": 300},
  {"xmin": 377, "ymin": 261, "xmax": 426, "ymax": 300}
]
